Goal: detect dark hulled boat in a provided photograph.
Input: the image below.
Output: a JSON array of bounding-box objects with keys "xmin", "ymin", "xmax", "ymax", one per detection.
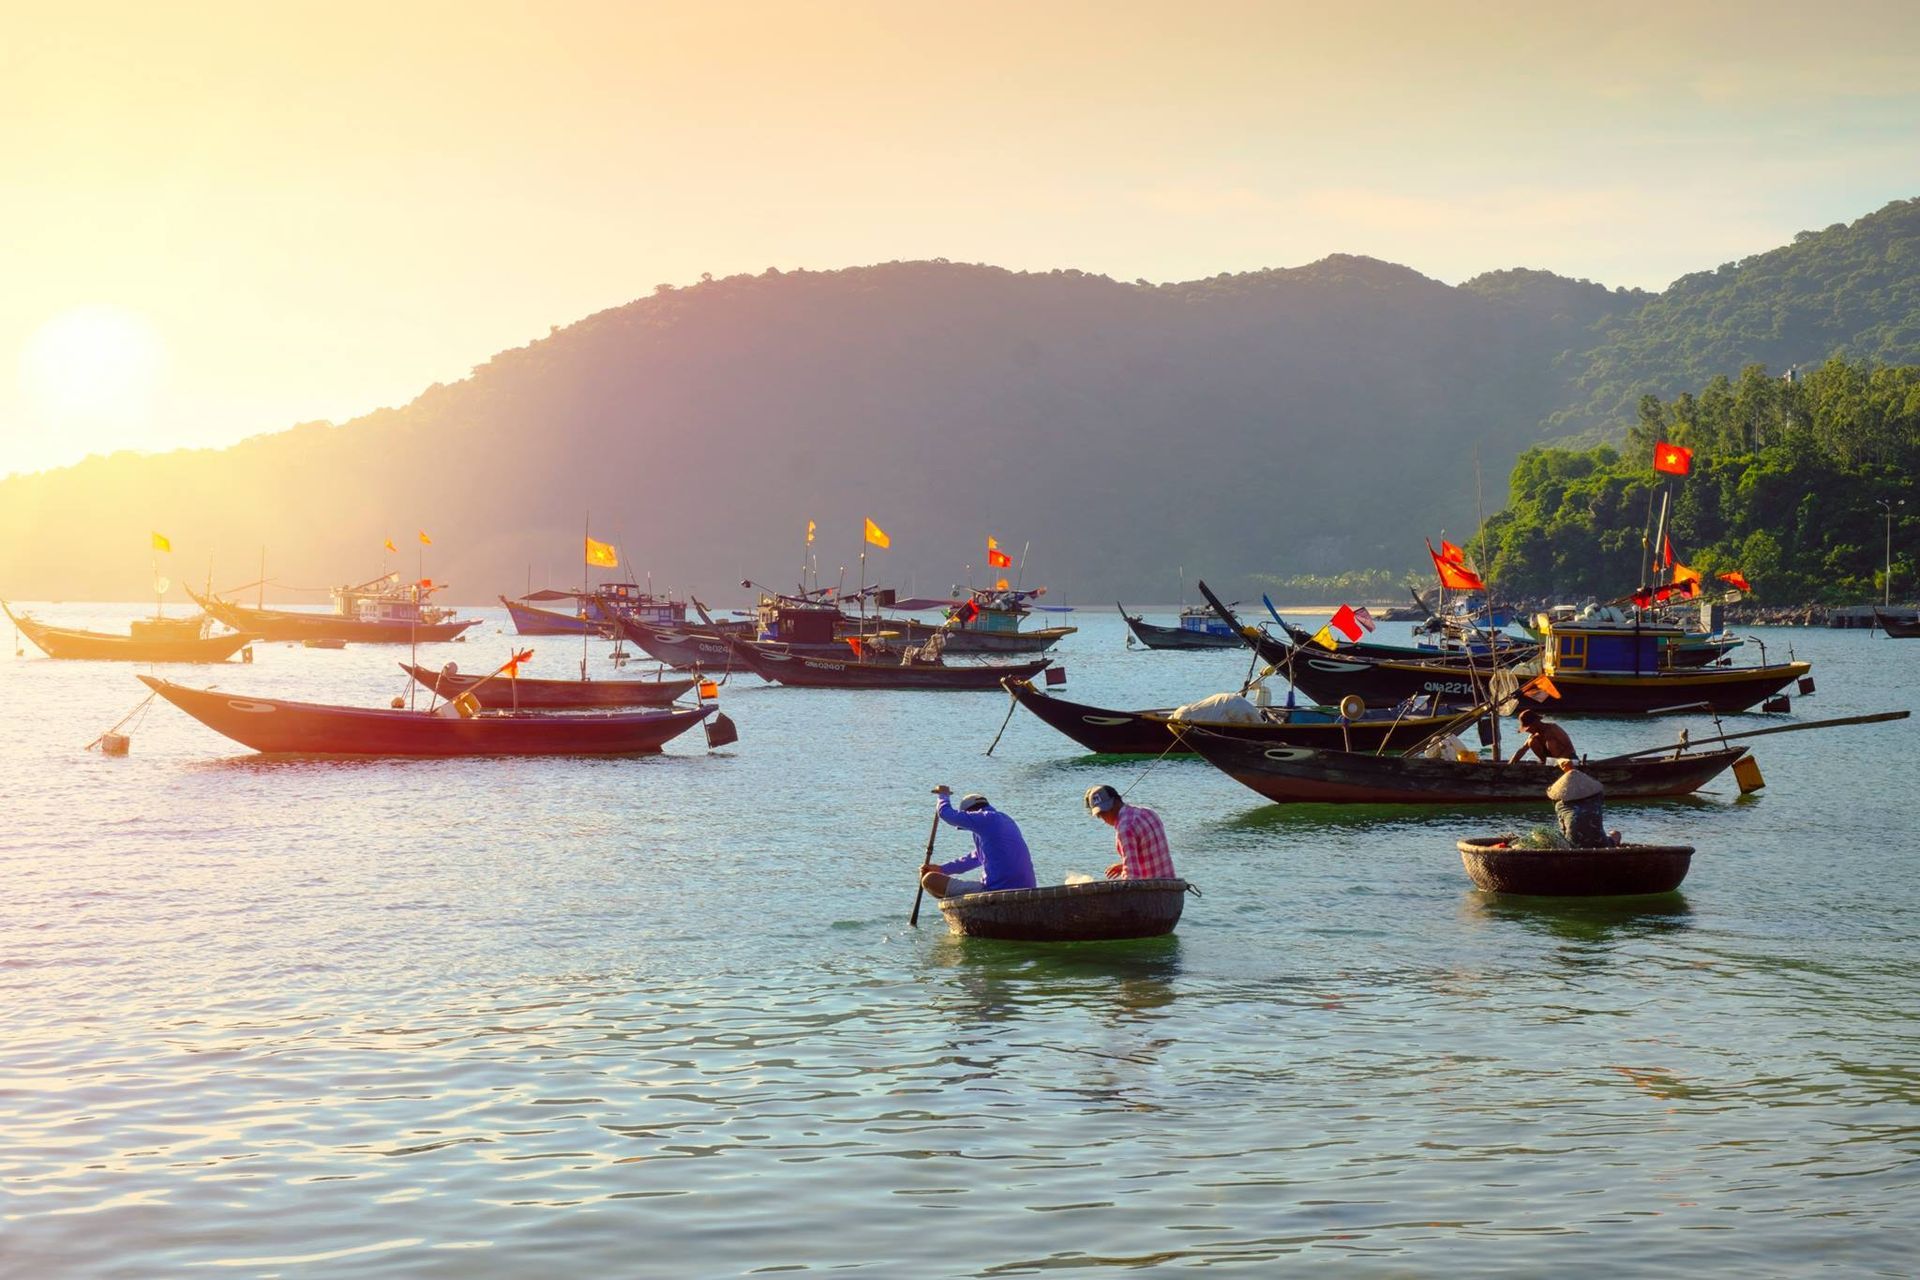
[
  {"xmin": 722, "ymin": 637, "xmax": 1050, "ymax": 690},
  {"xmin": 1002, "ymin": 677, "xmax": 1472, "ymax": 755},
  {"xmin": 1456, "ymin": 838, "xmax": 1695, "ymax": 896},
  {"xmin": 500, "ymin": 595, "xmax": 605, "ymax": 636},
  {"xmin": 615, "ymin": 615, "xmax": 751, "ymax": 670},
  {"xmin": 5, "ymin": 602, "xmax": 254, "ymax": 663},
  {"xmin": 140, "ymin": 676, "xmax": 715, "ymax": 756},
  {"xmin": 1118, "ymin": 603, "xmax": 1243, "ymax": 650},
  {"xmin": 1178, "ymin": 724, "xmax": 1746, "ymax": 805},
  {"xmin": 188, "ymin": 584, "xmax": 479, "ymax": 644},
  {"xmin": 1874, "ymin": 608, "xmax": 1920, "ymax": 638},
  {"xmin": 401, "ymin": 662, "xmax": 697, "ymax": 708}
]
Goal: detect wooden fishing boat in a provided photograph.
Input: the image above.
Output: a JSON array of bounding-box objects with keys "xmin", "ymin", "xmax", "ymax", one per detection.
[
  {"xmin": 1457, "ymin": 837, "xmax": 1695, "ymax": 896},
  {"xmin": 138, "ymin": 676, "xmax": 715, "ymax": 756},
  {"xmin": 5, "ymin": 602, "xmax": 254, "ymax": 662},
  {"xmin": 500, "ymin": 594, "xmax": 607, "ymax": 636},
  {"xmin": 1874, "ymin": 608, "xmax": 1920, "ymax": 638},
  {"xmin": 502, "ymin": 584, "xmax": 690, "ymax": 637},
  {"xmin": 615, "ymin": 615, "xmax": 744, "ymax": 669},
  {"xmin": 880, "ymin": 588, "xmax": 1076, "ymax": 654},
  {"xmin": 1177, "ymin": 724, "xmax": 1745, "ymax": 805},
  {"xmin": 188, "ymin": 584, "xmax": 479, "ymax": 644},
  {"xmin": 401, "ymin": 662, "xmax": 697, "ymax": 708},
  {"xmin": 1002, "ymin": 677, "xmax": 1472, "ymax": 755},
  {"xmin": 937, "ymin": 878, "xmax": 1190, "ymax": 940},
  {"xmin": 1118, "ymin": 603, "xmax": 1243, "ymax": 650},
  {"xmin": 723, "ymin": 637, "xmax": 1050, "ymax": 690}
]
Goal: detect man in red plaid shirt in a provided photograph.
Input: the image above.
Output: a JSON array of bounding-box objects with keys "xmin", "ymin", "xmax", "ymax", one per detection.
[{"xmin": 1083, "ymin": 785, "xmax": 1176, "ymax": 880}]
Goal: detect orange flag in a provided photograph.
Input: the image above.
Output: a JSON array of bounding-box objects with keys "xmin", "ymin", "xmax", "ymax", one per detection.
[
  {"xmin": 384, "ymin": 538, "xmax": 398, "ymax": 553},
  {"xmin": 1427, "ymin": 538, "xmax": 1486, "ymax": 592},
  {"xmin": 987, "ymin": 536, "xmax": 1012, "ymax": 569},
  {"xmin": 585, "ymin": 536, "xmax": 619, "ymax": 568},
  {"xmin": 417, "ymin": 529, "xmax": 432, "ymax": 546}
]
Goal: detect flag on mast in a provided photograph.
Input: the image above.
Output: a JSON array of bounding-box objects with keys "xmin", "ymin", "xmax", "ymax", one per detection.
[
  {"xmin": 384, "ymin": 538, "xmax": 398, "ymax": 553},
  {"xmin": 806, "ymin": 520, "xmax": 816, "ymax": 544},
  {"xmin": 585, "ymin": 536, "xmax": 619, "ymax": 568},
  {"xmin": 864, "ymin": 518, "xmax": 890, "ymax": 549},
  {"xmin": 1653, "ymin": 442, "xmax": 1693, "ymax": 475},
  {"xmin": 987, "ymin": 536, "xmax": 1012, "ymax": 569},
  {"xmin": 418, "ymin": 529, "xmax": 433, "ymax": 545},
  {"xmin": 150, "ymin": 531, "xmax": 171, "ymax": 552}
]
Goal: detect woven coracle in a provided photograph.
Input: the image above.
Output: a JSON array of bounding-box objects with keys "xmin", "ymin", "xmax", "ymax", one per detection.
[
  {"xmin": 937, "ymin": 878, "xmax": 1190, "ymax": 940},
  {"xmin": 1456, "ymin": 839, "xmax": 1694, "ymax": 897}
]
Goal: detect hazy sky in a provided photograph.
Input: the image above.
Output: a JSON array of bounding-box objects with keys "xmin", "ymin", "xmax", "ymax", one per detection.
[{"xmin": 5, "ymin": 1, "xmax": 1918, "ymax": 478}]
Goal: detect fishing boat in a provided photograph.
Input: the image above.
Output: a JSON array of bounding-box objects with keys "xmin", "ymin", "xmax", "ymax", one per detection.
[
  {"xmin": 401, "ymin": 661, "xmax": 697, "ymax": 708},
  {"xmin": 1118, "ymin": 602, "xmax": 1243, "ymax": 650},
  {"xmin": 936, "ymin": 879, "xmax": 1191, "ymax": 940},
  {"xmin": 1874, "ymin": 608, "xmax": 1920, "ymax": 638},
  {"xmin": 614, "ymin": 615, "xmax": 740, "ymax": 669},
  {"xmin": 1177, "ymin": 723, "xmax": 1746, "ymax": 805},
  {"xmin": 139, "ymin": 676, "xmax": 715, "ymax": 756},
  {"xmin": 1530, "ymin": 613, "xmax": 1809, "ymax": 715},
  {"xmin": 188, "ymin": 579, "xmax": 479, "ymax": 643},
  {"xmin": 5, "ymin": 602, "xmax": 254, "ymax": 662},
  {"xmin": 501, "ymin": 583, "xmax": 691, "ymax": 637},
  {"xmin": 1001, "ymin": 677, "xmax": 1473, "ymax": 755},
  {"xmin": 722, "ymin": 636, "xmax": 1050, "ymax": 690},
  {"xmin": 1456, "ymin": 838, "xmax": 1695, "ymax": 896},
  {"xmin": 1520, "ymin": 601, "xmax": 1743, "ymax": 667},
  {"xmin": 879, "ymin": 588, "xmax": 1076, "ymax": 655}
]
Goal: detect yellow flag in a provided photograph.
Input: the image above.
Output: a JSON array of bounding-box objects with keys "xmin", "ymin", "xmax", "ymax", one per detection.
[
  {"xmin": 1310, "ymin": 625, "xmax": 1339, "ymax": 651},
  {"xmin": 806, "ymin": 520, "xmax": 816, "ymax": 544},
  {"xmin": 418, "ymin": 529, "xmax": 432, "ymax": 546},
  {"xmin": 864, "ymin": 518, "xmax": 890, "ymax": 549},
  {"xmin": 150, "ymin": 531, "xmax": 171, "ymax": 553},
  {"xmin": 384, "ymin": 538, "xmax": 397, "ymax": 553},
  {"xmin": 585, "ymin": 536, "xmax": 619, "ymax": 568},
  {"xmin": 987, "ymin": 536, "xmax": 999, "ymax": 550}
]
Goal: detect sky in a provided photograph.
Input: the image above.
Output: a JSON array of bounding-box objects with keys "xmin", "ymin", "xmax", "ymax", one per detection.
[{"xmin": 4, "ymin": 0, "xmax": 1918, "ymax": 478}]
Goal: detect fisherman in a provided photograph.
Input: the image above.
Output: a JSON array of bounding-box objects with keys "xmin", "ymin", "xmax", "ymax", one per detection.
[
  {"xmin": 920, "ymin": 786, "xmax": 1036, "ymax": 897},
  {"xmin": 1546, "ymin": 760, "xmax": 1619, "ymax": 847},
  {"xmin": 1083, "ymin": 785, "xmax": 1177, "ymax": 880},
  {"xmin": 1508, "ymin": 706, "xmax": 1576, "ymax": 766}
]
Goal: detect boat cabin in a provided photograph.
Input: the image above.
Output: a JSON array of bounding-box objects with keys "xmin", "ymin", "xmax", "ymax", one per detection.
[
  {"xmin": 587, "ymin": 582, "xmax": 686, "ymax": 627},
  {"xmin": 1178, "ymin": 605, "xmax": 1235, "ymax": 638},
  {"xmin": 1537, "ymin": 614, "xmax": 1686, "ymax": 676}
]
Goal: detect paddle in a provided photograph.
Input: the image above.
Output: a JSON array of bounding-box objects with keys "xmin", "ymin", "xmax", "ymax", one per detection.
[{"xmin": 908, "ymin": 791, "xmax": 944, "ymax": 928}]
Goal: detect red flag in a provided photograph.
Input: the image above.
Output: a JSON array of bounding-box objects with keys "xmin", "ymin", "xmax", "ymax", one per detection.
[
  {"xmin": 1631, "ymin": 587, "xmax": 1654, "ymax": 609},
  {"xmin": 958, "ymin": 599, "xmax": 980, "ymax": 625},
  {"xmin": 1718, "ymin": 570, "xmax": 1751, "ymax": 592},
  {"xmin": 845, "ymin": 636, "xmax": 863, "ymax": 659},
  {"xmin": 1427, "ymin": 539, "xmax": 1486, "ymax": 592},
  {"xmin": 1439, "ymin": 540, "xmax": 1467, "ymax": 565},
  {"xmin": 1329, "ymin": 604, "xmax": 1365, "ymax": 642},
  {"xmin": 986, "ymin": 537, "xmax": 1012, "ymax": 569},
  {"xmin": 1653, "ymin": 442, "xmax": 1692, "ymax": 475},
  {"xmin": 1662, "ymin": 535, "xmax": 1675, "ymax": 568}
]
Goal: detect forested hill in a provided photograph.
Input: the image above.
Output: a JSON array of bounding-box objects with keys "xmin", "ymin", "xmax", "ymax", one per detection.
[
  {"xmin": 0, "ymin": 258, "xmax": 1597, "ymax": 603},
  {"xmin": 1551, "ymin": 197, "xmax": 1920, "ymax": 436},
  {"xmin": 4, "ymin": 198, "xmax": 1920, "ymax": 603}
]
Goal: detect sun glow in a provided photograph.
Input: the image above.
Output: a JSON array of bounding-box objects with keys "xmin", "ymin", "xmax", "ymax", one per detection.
[{"xmin": 17, "ymin": 305, "xmax": 167, "ymax": 457}]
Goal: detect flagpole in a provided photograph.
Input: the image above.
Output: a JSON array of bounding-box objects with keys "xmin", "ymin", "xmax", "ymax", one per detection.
[
  {"xmin": 1015, "ymin": 541, "xmax": 1029, "ymax": 591},
  {"xmin": 582, "ymin": 511, "xmax": 591, "ymax": 682}
]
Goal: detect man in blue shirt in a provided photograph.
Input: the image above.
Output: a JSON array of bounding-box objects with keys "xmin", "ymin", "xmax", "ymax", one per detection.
[{"xmin": 921, "ymin": 785, "xmax": 1036, "ymax": 897}]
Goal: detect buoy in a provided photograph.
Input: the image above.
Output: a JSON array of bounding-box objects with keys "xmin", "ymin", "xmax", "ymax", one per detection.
[
  {"xmin": 390, "ymin": 695, "xmax": 406, "ymax": 708},
  {"xmin": 1732, "ymin": 755, "xmax": 1766, "ymax": 793},
  {"xmin": 1338, "ymin": 694, "xmax": 1366, "ymax": 720},
  {"xmin": 100, "ymin": 733, "xmax": 130, "ymax": 757},
  {"xmin": 698, "ymin": 679, "xmax": 719, "ymax": 700}
]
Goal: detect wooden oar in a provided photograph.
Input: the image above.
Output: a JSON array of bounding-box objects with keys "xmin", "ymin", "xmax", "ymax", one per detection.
[
  {"xmin": 908, "ymin": 794, "xmax": 943, "ymax": 928},
  {"xmin": 1590, "ymin": 709, "xmax": 1911, "ymax": 763}
]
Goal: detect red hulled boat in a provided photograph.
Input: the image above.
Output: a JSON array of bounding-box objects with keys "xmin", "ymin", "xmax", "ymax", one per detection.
[
  {"xmin": 5, "ymin": 602, "xmax": 254, "ymax": 663},
  {"xmin": 400, "ymin": 661, "xmax": 696, "ymax": 708},
  {"xmin": 140, "ymin": 676, "xmax": 715, "ymax": 756}
]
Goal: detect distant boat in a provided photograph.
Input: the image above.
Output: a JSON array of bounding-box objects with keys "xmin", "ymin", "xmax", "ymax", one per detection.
[
  {"xmin": 1117, "ymin": 602, "xmax": 1242, "ymax": 650},
  {"xmin": 140, "ymin": 676, "xmax": 715, "ymax": 756},
  {"xmin": 189, "ymin": 579, "xmax": 479, "ymax": 644},
  {"xmin": 401, "ymin": 661, "xmax": 696, "ymax": 708},
  {"xmin": 1873, "ymin": 607, "xmax": 1920, "ymax": 638},
  {"xmin": 878, "ymin": 588, "xmax": 1076, "ymax": 654},
  {"xmin": 501, "ymin": 584, "xmax": 691, "ymax": 637},
  {"xmin": 4, "ymin": 601, "xmax": 253, "ymax": 663},
  {"xmin": 720, "ymin": 635, "xmax": 1051, "ymax": 690},
  {"xmin": 1178, "ymin": 724, "xmax": 1746, "ymax": 806}
]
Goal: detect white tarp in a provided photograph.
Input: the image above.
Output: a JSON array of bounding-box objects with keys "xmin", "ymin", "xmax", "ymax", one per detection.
[{"xmin": 1170, "ymin": 692, "xmax": 1264, "ymax": 724}]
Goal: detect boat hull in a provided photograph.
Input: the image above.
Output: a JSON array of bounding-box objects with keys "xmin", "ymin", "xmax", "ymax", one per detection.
[
  {"xmin": 191, "ymin": 589, "xmax": 479, "ymax": 643},
  {"xmin": 883, "ymin": 616, "xmax": 1076, "ymax": 654},
  {"xmin": 728, "ymin": 640, "xmax": 1050, "ymax": 689},
  {"xmin": 140, "ymin": 676, "xmax": 714, "ymax": 756},
  {"xmin": 1181, "ymin": 726, "xmax": 1745, "ymax": 805},
  {"xmin": 1875, "ymin": 608, "xmax": 1920, "ymax": 638},
  {"xmin": 500, "ymin": 596, "xmax": 608, "ymax": 637},
  {"xmin": 5, "ymin": 604, "xmax": 253, "ymax": 662},
  {"xmin": 1543, "ymin": 663, "xmax": 1811, "ymax": 714},
  {"xmin": 401, "ymin": 663, "xmax": 696, "ymax": 708},
  {"xmin": 1457, "ymin": 839, "xmax": 1695, "ymax": 896},
  {"xmin": 615, "ymin": 616, "xmax": 737, "ymax": 669},
  {"xmin": 937, "ymin": 879, "xmax": 1189, "ymax": 940},
  {"xmin": 1003, "ymin": 677, "xmax": 1472, "ymax": 755}
]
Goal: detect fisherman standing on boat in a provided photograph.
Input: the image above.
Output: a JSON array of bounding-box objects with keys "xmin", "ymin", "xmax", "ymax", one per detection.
[
  {"xmin": 1508, "ymin": 707, "xmax": 1576, "ymax": 766},
  {"xmin": 1084, "ymin": 785, "xmax": 1177, "ymax": 880},
  {"xmin": 921, "ymin": 786, "xmax": 1036, "ymax": 898}
]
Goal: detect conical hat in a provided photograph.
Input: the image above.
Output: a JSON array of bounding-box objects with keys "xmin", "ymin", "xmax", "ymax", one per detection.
[{"xmin": 1547, "ymin": 769, "xmax": 1603, "ymax": 801}]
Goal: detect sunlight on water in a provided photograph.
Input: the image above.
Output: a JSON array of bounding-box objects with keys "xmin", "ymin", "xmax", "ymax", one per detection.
[{"xmin": 1, "ymin": 608, "xmax": 1916, "ymax": 1275}]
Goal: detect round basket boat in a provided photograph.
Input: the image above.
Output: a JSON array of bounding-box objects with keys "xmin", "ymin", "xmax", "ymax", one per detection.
[
  {"xmin": 1457, "ymin": 838, "xmax": 1694, "ymax": 897},
  {"xmin": 936, "ymin": 878, "xmax": 1191, "ymax": 941}
]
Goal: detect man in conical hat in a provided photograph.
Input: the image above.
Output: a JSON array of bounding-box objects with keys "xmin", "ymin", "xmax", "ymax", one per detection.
[{"xmin": 1547, "ymin": 760, "xmax": 1617, "ymax": 847}]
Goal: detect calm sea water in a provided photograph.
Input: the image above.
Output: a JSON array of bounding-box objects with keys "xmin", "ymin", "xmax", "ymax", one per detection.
[{"xmin": 2, "ymin": 605, "xmax": 1916, "ymax": 1277}]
